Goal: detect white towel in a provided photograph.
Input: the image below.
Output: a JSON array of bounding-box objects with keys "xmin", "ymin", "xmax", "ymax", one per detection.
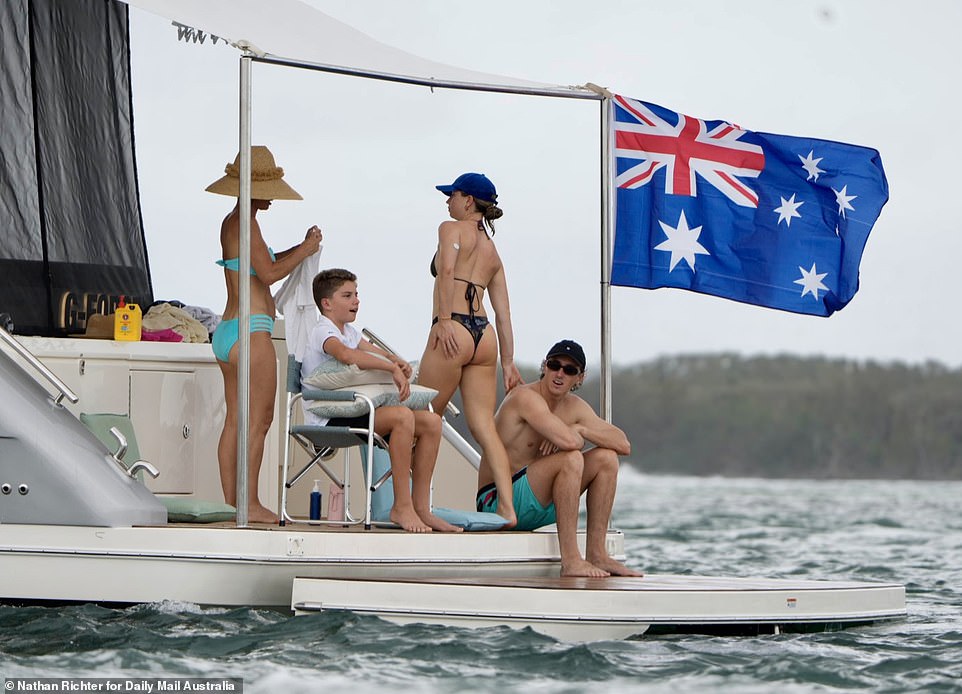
[{"xmin": 273, "ymin": 246, "xmax": 321, "ymax": 361}]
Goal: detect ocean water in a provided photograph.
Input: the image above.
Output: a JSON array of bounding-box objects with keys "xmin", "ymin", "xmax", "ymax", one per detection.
[{"xmin": 2, "ymin": 470, "xmax": 960, "ymax": 693}]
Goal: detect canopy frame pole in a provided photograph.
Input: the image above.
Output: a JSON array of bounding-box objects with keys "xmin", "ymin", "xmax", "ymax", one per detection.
[
  {"xmin": 600, "ymin": 95, "xmax": 614, "ymax": 422},
  {"xmin": 252, "ymin": 56, "xmax": 601, "ymax": 101},
  {"xmin": 235, "ymin": 54, "xmax": 253, "ymax": 528}
]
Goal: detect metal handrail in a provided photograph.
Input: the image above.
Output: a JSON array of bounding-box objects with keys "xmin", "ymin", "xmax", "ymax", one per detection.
[
  {"xmin": 361, "ymin": 327, "xmax": 480, "ymax": 469},
  {"xmin": 441, "ymin": 420, "xmax": 481, "ymax": 470},
  {"xmin": 0, "ymin": 327, "xmax": 79, "ymax": 405}
]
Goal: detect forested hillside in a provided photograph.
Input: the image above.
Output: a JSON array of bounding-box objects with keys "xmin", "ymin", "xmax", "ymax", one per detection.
[
  {"xmin": 570, "ymin": 354, "xmax": 962, "ymax": 480},
  {"xmin": 447, "ymin": 354, "xmax": 962, "ymax": 480}
]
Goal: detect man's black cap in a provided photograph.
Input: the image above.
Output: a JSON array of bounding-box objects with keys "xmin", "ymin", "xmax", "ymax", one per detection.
[{"xmin": 545, "ymin": 340, "xmax": 586, "ymax": 371}]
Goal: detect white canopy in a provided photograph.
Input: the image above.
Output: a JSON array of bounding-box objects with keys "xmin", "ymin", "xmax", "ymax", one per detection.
[{"xmin": 123, "ymin": 0, "xmax": 596, "ymax": 99}]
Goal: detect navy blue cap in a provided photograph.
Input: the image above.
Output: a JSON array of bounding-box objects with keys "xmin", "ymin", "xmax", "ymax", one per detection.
[
  {"xmin": 546, "ymin": 340, "xmax": 586, "ymax": 371},
  {"xmin": 436, "ymin": 172, "xmax": 498, "ymax": 203}
]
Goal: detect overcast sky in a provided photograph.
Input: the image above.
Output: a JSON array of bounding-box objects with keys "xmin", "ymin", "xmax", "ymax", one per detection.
[{"xmin": 127, "ymin": 0, "xmax": 961, "ymax": 369}]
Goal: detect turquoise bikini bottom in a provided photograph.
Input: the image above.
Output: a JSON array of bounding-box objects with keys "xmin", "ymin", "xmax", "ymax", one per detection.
[{"xmin": 211, "ymin": 315, "xmax": 275, "ymax": 363}]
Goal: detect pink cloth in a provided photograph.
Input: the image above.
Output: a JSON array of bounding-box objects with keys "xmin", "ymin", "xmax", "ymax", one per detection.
[{"xmin": 141, "ymin": 327, "xmax": 184, "ymax": 342}]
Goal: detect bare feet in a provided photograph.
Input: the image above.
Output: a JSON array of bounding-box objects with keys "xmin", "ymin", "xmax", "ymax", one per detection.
[
  {"xmin": 391, "ymin": 505, "xmax": 432, "ymax": 533},
  {"xmin": 496, "ymin": 506, "xmax": 518, "ymax": 530},
  {"xmin": 416, "ymin": 510, "xmax": 464, "ymax": 533},
  {"xmin": 561, "ymin": 558, "xmax": 610, "ymax": 578},
  {"xmin": 242, "ymin": 504, "xmax": 278, "ymax": 524},
  {"xmin": 586, "ymin": 554, "xmax": 644, "ymax": 577}
]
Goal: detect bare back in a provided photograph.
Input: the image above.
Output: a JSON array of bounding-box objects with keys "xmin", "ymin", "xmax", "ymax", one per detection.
[{"xmin": 431, "ymin": 219, "xmax": 503, "ymax": 319}]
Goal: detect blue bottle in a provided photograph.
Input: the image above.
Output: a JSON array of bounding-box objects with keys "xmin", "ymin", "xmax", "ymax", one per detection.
[{"xmin": 309, "ymin": 480, "xmax": 322, "ymax": 521}]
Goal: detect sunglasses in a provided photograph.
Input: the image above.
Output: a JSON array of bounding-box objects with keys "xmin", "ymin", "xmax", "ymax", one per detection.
[{"xmin": 545, "ymin": 359, "xmax": 581, "ymax": 376}]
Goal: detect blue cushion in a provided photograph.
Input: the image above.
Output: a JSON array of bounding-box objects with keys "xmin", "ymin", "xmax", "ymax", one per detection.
[
  {"xmin": 360, "ymin": 444, "xmax": 506, "ymax": 531},
  {"xmin": 433, "ymin": 507, "xmax": 509, "ymax": 531},
  {"xmin": 361, "ymin": 444, "xmax": 395, "ymax": 522}
]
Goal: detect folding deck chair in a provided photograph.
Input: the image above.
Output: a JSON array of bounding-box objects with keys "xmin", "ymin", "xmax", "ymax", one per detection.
[{"xmin": 280, "ymin": 355, "xmax": 392, "ymax": 529}]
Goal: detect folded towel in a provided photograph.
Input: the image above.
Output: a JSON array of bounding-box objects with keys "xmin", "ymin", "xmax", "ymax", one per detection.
[
  {"xmin": 142, "ymin": 327, "xmax": 184, "ymax": 342},
  {"xmin": 143, "ymin": 303, "xmax": 209, "ymax": 343}
]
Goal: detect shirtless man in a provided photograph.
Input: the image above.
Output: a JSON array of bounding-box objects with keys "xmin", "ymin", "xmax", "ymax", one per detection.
[{"xmin": 476, "ymin": 340, "xmax": 643, "ymax": 578}]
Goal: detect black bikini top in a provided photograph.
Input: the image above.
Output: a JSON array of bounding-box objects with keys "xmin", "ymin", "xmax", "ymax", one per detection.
[
  {"xmin": 430, "ymin": 220, "xmax": 487, "ymax": 279},
  {"xmin": 430, "ymin": 250, "xmax": 486, "ymax": 322}
]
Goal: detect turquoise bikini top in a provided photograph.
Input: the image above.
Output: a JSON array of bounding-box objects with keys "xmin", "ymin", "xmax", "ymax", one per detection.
[{"xmin": 217, "ymin": 247, "xmax": 276, "ymax": 275}]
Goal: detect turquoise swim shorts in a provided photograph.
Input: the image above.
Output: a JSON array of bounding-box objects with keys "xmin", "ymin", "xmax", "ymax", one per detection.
[{"xmin": 476, "ymin": 467, "xmax": 556, "ymax": 530}]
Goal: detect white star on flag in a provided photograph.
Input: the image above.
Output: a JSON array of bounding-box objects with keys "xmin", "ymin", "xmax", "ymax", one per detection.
[
  {"xmin": 833, "ymin": 185, "xmax": 857, "ymax": 218},
  {"xmin": 794, "ymin": 262, "xmax": 829, "ymax": 300},
  {"xmin": 654, "ymin": 211, "xmax": 710, "ymax": 272},
  {"xmin": 774, "ymin": 194, "xmax": 804, "ymax": 227},
  {"xmin": 799, "ymin": 150, "xmax": 825, "ymax": 181}
]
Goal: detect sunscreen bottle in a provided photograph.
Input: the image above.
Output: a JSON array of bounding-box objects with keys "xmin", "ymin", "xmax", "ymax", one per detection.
[
  {"xmin": 309, "ymin": 480, "xmax": 322, "ymax": 521},
  {"xmin": 113, "ymin": 295, "xmax": 142, "ymax": 341}
]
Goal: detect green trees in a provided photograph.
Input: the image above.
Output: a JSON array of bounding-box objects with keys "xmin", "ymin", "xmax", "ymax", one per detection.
[{"xmin": 578, "ymin": 355, "xmax": 962, "ymax": 480}]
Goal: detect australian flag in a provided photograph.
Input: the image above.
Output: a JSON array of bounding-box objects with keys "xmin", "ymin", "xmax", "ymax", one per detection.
[{"xmin": 610, "ymin": 94, "xmax": 889, "ymax": 316}]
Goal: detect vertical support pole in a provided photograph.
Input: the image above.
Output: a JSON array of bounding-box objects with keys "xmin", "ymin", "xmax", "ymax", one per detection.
[
  {"xmin": 600, "ymin": 96, "xmax": 613, "ymax": 423},
  {"xmin": 235, "ymin": 55, "xmax": 253, "ymax": 527}
]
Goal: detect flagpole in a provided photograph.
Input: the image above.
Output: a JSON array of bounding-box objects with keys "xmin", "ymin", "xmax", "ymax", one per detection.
[{"xmin": 600, "ymin": 94, "xmax": 613, "ymax": 422}]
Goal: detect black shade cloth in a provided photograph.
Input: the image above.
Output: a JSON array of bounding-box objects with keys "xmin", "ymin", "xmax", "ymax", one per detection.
[{"xmin": 0, "ymin": 0, "xmax": 152, "ymax": 335}]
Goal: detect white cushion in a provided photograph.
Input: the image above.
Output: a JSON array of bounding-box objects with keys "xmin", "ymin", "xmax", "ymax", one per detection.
[
  {"xmin": 303, "ymin": 355, "xmax": 423, "ymax": 390},
  {"xmin": 306, "ymin": 383, "xmax": 438, "ymax": 419},
  {"xmin": 303, "ymin": 354, "xmax": 394, "ymax": 389}
]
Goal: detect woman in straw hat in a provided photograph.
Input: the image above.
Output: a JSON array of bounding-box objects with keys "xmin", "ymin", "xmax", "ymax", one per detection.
[
  {"xmin": 206, "ymin": 145, "xmax": 322, "ymax": 524},
  {"xmin": 417, "ymin": 172, "xmax": 524, "ymax": 529}
]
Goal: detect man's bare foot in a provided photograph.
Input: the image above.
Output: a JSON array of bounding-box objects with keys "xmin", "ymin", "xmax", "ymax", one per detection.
[
  {"xmin": 586, "ymin": 554, "xmax": 644, "ymax": 577},
  {"xmin": 496, "ymin": 506, "xmax": 517, "ymax": 530},
  {"xmin": 243, "ymin": 504, "xmax": 278, "ymax": 524},
  {"xmin": 391, "ymin": 506, "xmax": 432, "ymax": 533},
  {"xmin": 416, "ymin": 510, "xmax": 464, "ymax": 533},
  {"xmin": 561, "ymin": 558, "xmax": 610, "ymax": 578}
]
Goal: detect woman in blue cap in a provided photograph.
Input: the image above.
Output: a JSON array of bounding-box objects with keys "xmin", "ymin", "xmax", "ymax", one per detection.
[{"xmin": 418, "ymin": 172, "xmax": 523, "ymax": 528}]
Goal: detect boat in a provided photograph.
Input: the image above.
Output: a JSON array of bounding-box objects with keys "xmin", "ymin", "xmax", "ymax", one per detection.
[{"xmin": 0, "ymin": 0, "xmax": 906, "ymax": 641}]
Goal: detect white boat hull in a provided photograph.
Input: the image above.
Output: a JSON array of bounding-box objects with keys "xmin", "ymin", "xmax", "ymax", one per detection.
[
  {"xmin": 0, "ymin": 523, "xmax": 599, "ymax": 608},
  {"xmin": 291, "ymin": 574, "xmax": 907, "ymax": 642}
]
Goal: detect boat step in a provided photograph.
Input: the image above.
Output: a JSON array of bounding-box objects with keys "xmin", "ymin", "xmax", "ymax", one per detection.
[{"xmin": 291, "ymin": 574, "xmax": 906, "ymax": 642}]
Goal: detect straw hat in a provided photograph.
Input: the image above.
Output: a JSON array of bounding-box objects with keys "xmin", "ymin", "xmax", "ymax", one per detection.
[{"xmin": 204, "ymin": 145, "xmax": 303, "ymax": 200}]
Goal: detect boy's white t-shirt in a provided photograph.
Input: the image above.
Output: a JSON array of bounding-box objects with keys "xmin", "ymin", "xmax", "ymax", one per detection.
[{"xmin": 300, "ymin": 314, "xmax": 362, "ymax": 425}]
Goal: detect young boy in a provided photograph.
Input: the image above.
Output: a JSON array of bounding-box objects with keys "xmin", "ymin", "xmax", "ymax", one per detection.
[{"xmin": 302, "ymin": 268, "xmax": 460, "ymax": 533}]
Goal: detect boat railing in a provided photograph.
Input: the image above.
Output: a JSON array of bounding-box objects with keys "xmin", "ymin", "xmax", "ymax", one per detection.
[
  {"xmin": 0, "ymin": 326, "xmax": 79, "ymax": 406},
  {"xmin": 362, "ymin": 327, "xmax": 481, "ymax": 470}
]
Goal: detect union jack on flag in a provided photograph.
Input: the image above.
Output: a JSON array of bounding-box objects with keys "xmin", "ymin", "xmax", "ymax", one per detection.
[
  {"xmin": 614, "ymin": 95, "xmax": 764, "ymax": 207},
  {"xmin": 610, "ymin": 94, "xmax": 889, "ymax": 316}
]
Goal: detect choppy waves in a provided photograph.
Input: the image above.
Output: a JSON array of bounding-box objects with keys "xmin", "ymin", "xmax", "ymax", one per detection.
[{"xmin": 2, "ymin": 474, "xmax": 960, "ymax": 693}]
